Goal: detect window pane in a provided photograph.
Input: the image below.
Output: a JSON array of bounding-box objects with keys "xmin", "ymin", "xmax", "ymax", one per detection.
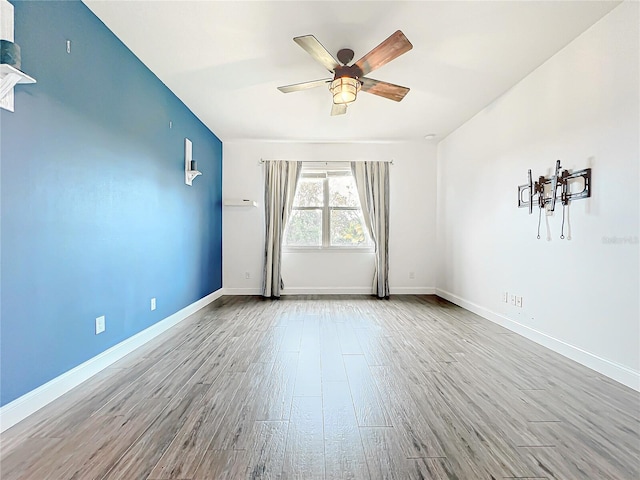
[
  {"xmin": 285, "ymin": 210, "xmax": 322, "ymax": 246},
  {"xmin": 330, "ymin": 209, "xmax": 370, "ymax": 246},
  {"xmin": 329, "ymin": 175, "xmax": 360, "ymax": 208},
  {"xmin": 294, "ymin": 178, "xmax": 323, "ymax": 207}
]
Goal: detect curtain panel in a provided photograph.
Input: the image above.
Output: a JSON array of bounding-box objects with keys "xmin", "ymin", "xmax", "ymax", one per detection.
[
  {"xmin": 262, "ymin": 160, "xmax": 302, "ymax": 297},
  {"xmin": 351, "ymin": 161, "xmax": 390, "ymax": 298}
]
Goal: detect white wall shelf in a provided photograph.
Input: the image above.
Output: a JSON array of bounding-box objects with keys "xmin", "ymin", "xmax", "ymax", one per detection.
[
  {"xmin": 1, "ymin": 0, "xmax": 37, "ymax": 112},
  {"xmin": 0, "ymin": 64, "xmax": 35, "ymax": 86},
  {"xmin": 0, "ymin": 63, "xmax": 36, "ymax": 112},
  {"xmin": 224, "ymin": 199, "xmax": 258, "ymax": 207}
]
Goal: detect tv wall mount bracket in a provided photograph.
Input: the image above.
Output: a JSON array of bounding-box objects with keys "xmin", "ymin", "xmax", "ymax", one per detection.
[{"xmin": 518, "ymin": 160, "xmax": 591, "ymax": 239}]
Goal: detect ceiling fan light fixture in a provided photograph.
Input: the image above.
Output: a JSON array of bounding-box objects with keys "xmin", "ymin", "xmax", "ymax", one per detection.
[
  {"xmin": 330, "ymin": 77, "xmax": 361, "ymax": 105},
  {"xmin": 279, "ymin": 31, "xmax": 412, "ymax": 115}
]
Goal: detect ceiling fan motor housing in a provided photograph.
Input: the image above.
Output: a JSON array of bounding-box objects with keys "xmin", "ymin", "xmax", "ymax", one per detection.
[
  {"xmin": 336, "ymin": 48, "xmax": 355, "ymax": 65},
  {"xmin": 333, "ymin": 64, "xmax": 363, "ymax": 81}
]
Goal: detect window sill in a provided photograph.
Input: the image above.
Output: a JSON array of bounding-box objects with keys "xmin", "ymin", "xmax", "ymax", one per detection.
[{"xmin": 283, "ymin": 247, "xmax": 375, "ymax": 254}]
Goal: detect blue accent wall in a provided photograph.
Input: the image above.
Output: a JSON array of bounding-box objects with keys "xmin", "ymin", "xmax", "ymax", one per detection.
[{"xmin": 0, "ymin": 1, "xmax": 223, "ymax": 406}]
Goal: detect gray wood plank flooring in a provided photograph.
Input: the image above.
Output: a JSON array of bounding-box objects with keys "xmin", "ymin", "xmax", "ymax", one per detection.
[{"xmin": 1, "ymin": 295, "xmax": 638, "ymax": 479}]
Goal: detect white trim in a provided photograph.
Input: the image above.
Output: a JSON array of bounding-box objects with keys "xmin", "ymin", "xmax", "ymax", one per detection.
[
  {"xmin": 224, "ymin": 287, "xmax": 436, "ymax": 296},
  {"xmin": 0, "ymin": 288, "xmax": 224, "ymax": 433},
  {"xmin": 226, "ymin": 138, "xmax": 418, "ymax": 145},
  {"xmin": 282, "ymin": 287, "xmax": 373, "ymax": 295},
  {"xmin": 282, "ymin": 248, "xmax": 375, "ymax": 254},
  {"xmin": 223, "ymin": 287, "xmax": 263, "ymax": 296},
  {"xmin": 281, "ymin": 287, "xmax": 436, "ymax": 295},
  {"xmin": 390, "ymin": 287, "xmax": 436, "ymax": 295},
  {"xmin": 436, "ymin": 288, "xmax": 640, "ymax": 392}
]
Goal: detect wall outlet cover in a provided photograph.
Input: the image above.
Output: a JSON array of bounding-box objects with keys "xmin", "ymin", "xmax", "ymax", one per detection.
[{"xmin": 95, "ymin": 315, "xmax": 105, "ymax": 335}]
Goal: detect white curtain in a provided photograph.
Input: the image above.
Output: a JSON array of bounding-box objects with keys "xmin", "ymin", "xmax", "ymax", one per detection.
[
  {"xmin": 351, "ymin": 161, "xmax": 390, "ymax": 298},
  {"xmin": 263, "ymin": 160, "xmax": 302, "ymax": 297}
]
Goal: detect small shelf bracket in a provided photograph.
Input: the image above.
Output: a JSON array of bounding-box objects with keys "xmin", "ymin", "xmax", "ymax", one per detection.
[{"xmin": 0, "ymin": 64, "xmax": 35, "ymax": 99}]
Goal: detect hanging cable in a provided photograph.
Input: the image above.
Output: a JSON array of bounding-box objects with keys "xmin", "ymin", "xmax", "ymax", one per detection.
[
  {"xmin": 566, "ymin": 204, "xmax": 572, "ymax": 240},
  {"xmin": 545, "ymin": 208, "xmax": 552, "ymax": 241},
  {"xmin": 560, "ymin": 204, "xmax": 566, "ymax": 239},
  {"xmin": 537, "ymin": 207, "xmax": 542, "ymax": 240}
]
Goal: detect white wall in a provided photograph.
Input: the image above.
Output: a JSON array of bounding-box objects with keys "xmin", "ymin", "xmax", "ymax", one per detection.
[
  {"xmin": 436, "ymin": 1, "xmax": 639, "ymax": 389},
  {"xmin": 223, "ymin": 141, "xmax": 437, "ymax": 295}
]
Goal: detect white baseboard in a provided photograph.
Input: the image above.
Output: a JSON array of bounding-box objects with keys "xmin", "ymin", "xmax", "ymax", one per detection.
[
  {"xmin": 282, "ymin": 286, "xmax": 373, "ymax": 295},
  {"xmin": 282, "ymin": 286, "xmax": 436, "ymax": 295},
  {"xmin": 0, "ymin": 288, "xmax": 224, "ymax": 433},
  {"xmin": 391, "ymin": 287, "xmax": 436, "ymax": 295},
  {"xmin": 223, "ymin": 287, "xmax": 263, "ymax": 296},
  {"xmin": 436, "ymin": 288, "xmax": 640, "ymax": 392},
  {"xmin": 225, "ymin": 286, "xmax": 373, "ymax": 296},
  {"xmin": 224, "ymin": 286, "xmax": 436, "ymax": 296}
]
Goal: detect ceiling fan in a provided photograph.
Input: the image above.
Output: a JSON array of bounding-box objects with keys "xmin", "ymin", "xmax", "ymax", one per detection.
[{"xmin": 277, "ymin": 30, "xmax": 413, "ymax": 116}]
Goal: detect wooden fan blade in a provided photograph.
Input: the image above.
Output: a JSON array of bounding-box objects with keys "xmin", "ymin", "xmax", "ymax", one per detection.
[
  {"xmin": 278, "ymin": 78, "xmax": 332, "ymax": 93},
  {"xmin": 294, "ymin": 35, "xmax": 340, "ymax": 73},
  {"xmin": 330, "ymin": 103, "xmax": 347, "ymax": 116},
  {"xmin": 360, "ymin": 77, "xmax": 410, "ymax": 102},
  {"xmin": 354, "ymin": 30, "xmax": 412, "ymax": 77}
]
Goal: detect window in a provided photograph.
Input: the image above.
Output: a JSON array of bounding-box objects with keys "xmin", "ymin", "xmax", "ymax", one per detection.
[{"xmin": 285, "ymin": 166, "xmax": 372, "ymax": 249}]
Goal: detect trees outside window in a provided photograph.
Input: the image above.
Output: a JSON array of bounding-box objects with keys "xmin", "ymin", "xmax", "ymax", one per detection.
[{"xmin": 285, "ymin": 169, "xmax": 371, "ymax": 249}]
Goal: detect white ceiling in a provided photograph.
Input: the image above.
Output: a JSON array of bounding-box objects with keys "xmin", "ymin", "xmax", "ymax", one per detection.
[{"xmin": 83, "ymin": 0, "xmax": 619, "ymax": 142}]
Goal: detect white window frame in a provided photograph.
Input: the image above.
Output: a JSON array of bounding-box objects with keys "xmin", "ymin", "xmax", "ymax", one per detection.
[{"xmin": 284, "ymin": 165, "xmax": 373, "ymax": 252}]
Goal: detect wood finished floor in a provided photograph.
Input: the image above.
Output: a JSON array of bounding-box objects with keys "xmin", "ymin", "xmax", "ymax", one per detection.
[{"xmin": 1, "ymin": 295, "xmax": 638, "ymax": 479}]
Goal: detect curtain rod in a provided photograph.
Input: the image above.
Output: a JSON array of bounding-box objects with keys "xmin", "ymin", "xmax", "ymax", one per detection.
[{"xmin": 258, "ymin": 159, "xmax": 394, "ymax": 165}]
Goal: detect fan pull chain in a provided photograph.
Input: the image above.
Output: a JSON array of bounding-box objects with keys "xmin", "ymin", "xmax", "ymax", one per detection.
[{"xmin": 560, "ymin": 204, "xmax": 566, "ymax": 239}]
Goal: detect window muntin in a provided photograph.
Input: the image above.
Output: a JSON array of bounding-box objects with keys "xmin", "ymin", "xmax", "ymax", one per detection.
[{"xmin": 284, "ymin": 168, "xmax": 371, "ymax": 249}]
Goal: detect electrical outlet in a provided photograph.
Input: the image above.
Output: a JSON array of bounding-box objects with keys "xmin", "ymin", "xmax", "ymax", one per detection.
[
  {"xmin": 516, "ymin": 296, "xmax": 523, "ymax": 308},
  {"xmin": 510, "ymin": 294, "xmax": 516, "ymax": 305},
  {"xmin": 502, "ymin": 292, "xmax": 508, "ymax": 303},
  {"xmin": 95, "ymin": 315, "xmax": 105, "ymax": 335},
  {"xmin": 409, "ymin": 271, "xmax": 415, "ymax": 279},
  {"xmin": 151, "ymin": 298, "xmax": 156, "ymax": 311},
  {"xmin": 245, "ymin": 272, "xmax": 251, "ymax": 280}
]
